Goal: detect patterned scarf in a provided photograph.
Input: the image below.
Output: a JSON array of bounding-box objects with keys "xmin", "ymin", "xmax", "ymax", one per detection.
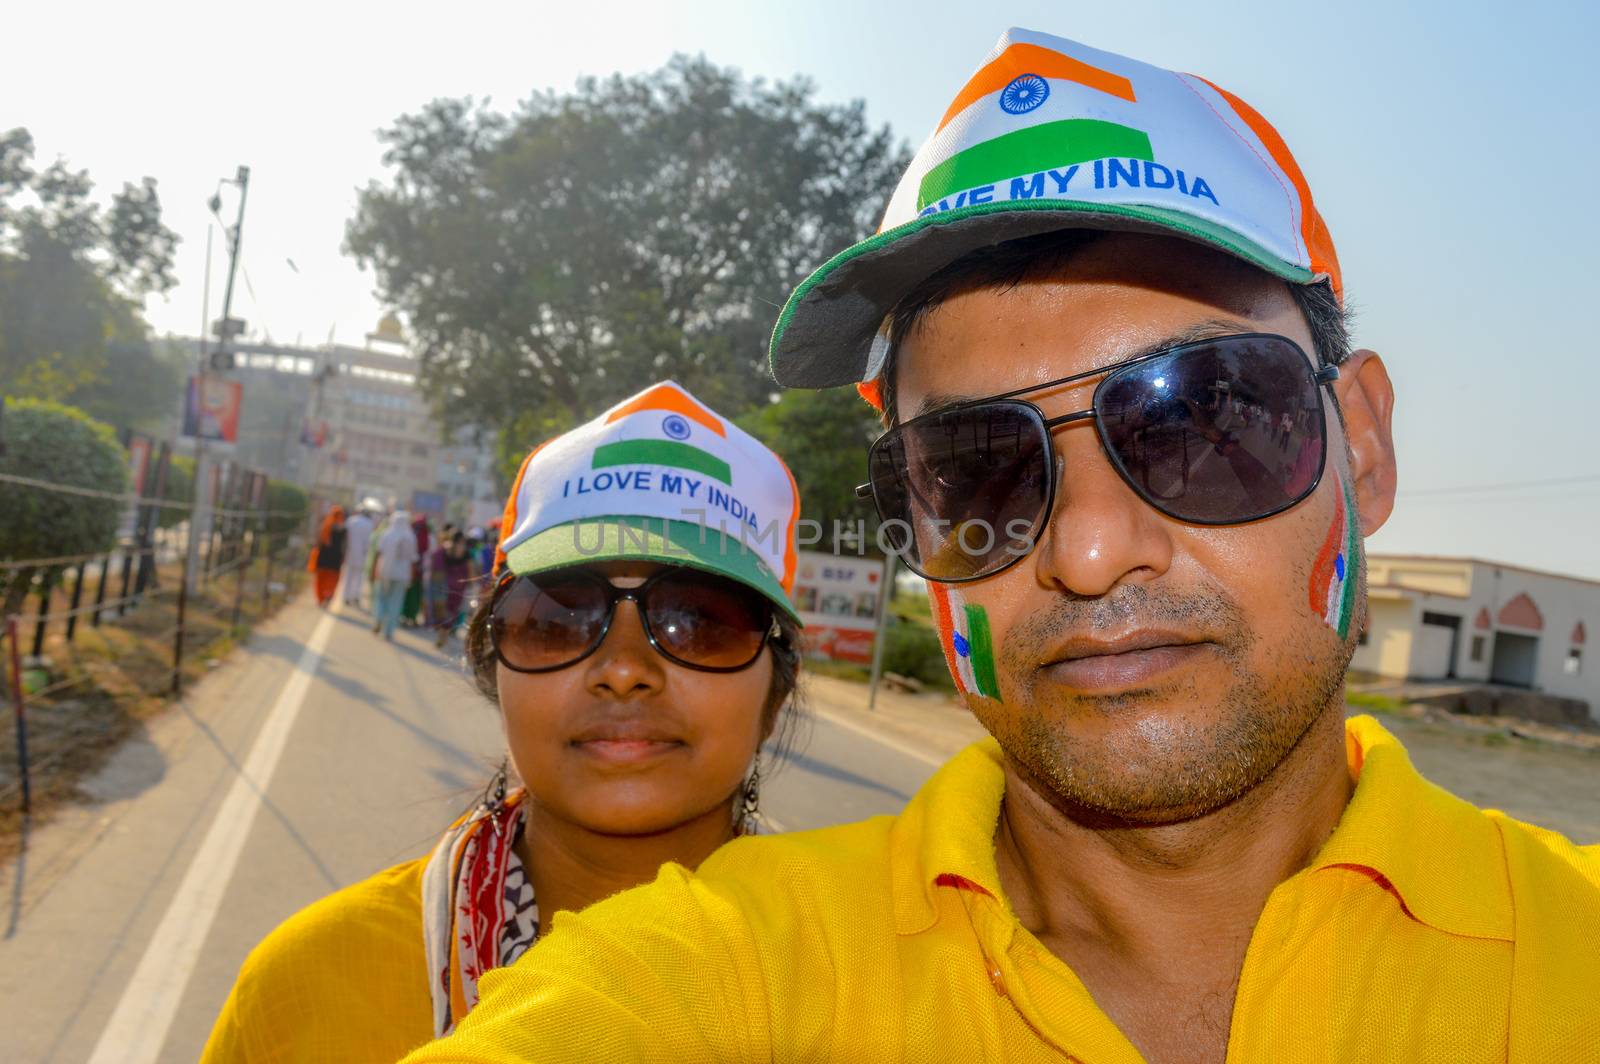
[{"xmin": 420, "ymin": 787, "xmax": 539, "ymax": 1037}]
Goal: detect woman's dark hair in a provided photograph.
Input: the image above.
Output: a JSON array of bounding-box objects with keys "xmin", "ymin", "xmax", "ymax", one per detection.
[{"xmin": 462, "ymin": 570, "xmax": 807, "ymax": 762}]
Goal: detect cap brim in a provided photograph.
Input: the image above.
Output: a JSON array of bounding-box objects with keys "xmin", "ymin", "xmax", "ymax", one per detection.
[
  {"xmin": 502, "ymin": 516, "xmax": 800, "ymax": 622},
  {"xmin": 769, "ymin": 199, "xmax": 1316, "ymax": 389}
]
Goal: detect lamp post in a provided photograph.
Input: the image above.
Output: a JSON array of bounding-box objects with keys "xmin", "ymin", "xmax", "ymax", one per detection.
[{"xmin": 186, "ymin": 166, "xmax": 250, "ymax": 596}]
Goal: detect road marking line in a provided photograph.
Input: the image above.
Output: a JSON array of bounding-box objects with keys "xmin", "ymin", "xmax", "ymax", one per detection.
[
  {"xmin": 808, "ymin": 706, "xmax": 944, "ymax": 768},
  {"xmin": 88, "ymin": 608, "xmax": 339, "ymax": 1064}
]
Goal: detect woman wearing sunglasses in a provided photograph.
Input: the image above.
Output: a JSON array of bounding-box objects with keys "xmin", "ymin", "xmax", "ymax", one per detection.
[{"xmin": 202, "ymin": 381, "xmax": 805, "ymax": 1062}]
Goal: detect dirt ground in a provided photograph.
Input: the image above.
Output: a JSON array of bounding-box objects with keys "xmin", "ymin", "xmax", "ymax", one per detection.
[
  {"xmin": 0, "ymin": 549, "xmax": 307, "ymax": 862},
  {"xmin": 806, "ymin": 675, "xmax": 1600, "ymax": 845},
  {"xmin": 1375, "ymin": 712, "xmax": 1599, "ymax": 844}
]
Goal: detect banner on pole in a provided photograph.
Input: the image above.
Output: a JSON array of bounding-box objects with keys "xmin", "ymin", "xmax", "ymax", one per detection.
[{"xmin": 183, "ymin": 376, "xmax": 243, "ymax": 443}]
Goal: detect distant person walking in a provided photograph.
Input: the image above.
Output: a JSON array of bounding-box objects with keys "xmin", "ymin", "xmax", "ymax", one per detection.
[
  {"xmin": 342, "ymin": 508, "xmax": 375, "ymax": 608},
  {"xmin": 306, "ymin": 505, "xmax": 346, "ymax": 609},
  {"xmin": 372, "ymin": 510, "xmax": 419, "ymax": 640},
  {"xmin": 401, "ymin": 514, "xmax": 431, "ymax": 628},
  {"xmin": 420, "ymin": 523, "xmax": 453, "ymax": 630},
  {"xmin": 426, "ymin": 529, "xmax": 477, "ymax": 648}
]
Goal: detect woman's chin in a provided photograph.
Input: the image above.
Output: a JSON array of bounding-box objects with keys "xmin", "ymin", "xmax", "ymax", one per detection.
[{"xmin": 574, "ymin": 799, "xmax": 732, "ymax": 840}]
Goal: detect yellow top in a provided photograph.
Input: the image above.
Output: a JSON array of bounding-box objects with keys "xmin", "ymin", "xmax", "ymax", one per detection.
[
  {"xmin": 201, "ymin": 858, "xmax": 435, "ymax": 1063},
  {"xmin": 403, "ymin": 716, "xmax": 1600, "ymax": 1063}
]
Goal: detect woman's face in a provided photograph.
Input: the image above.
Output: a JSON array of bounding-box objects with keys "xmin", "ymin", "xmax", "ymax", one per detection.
[{"xmin": 496, "ymin": 561, "xmax": 776, "ymax": 836}]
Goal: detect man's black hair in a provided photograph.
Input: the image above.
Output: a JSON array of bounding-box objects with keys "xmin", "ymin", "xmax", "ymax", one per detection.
[{"xmin": 878, "ymin": 229, "xmax": 1351, "ymax": 425}]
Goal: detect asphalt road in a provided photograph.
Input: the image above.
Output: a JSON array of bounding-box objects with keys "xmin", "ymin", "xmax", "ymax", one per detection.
[{"xmin": 0, "ymin": 595, "xmax": 945, "ymax": 1063}]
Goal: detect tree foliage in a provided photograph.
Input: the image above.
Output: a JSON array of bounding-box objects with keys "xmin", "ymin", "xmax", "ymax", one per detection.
[
  {"xmin": 0, "ymin": 127, "xmax": 181, "ymax": 433},
  {"xmin": 158, "ymin": 454, "xmax": 195, "ymax": 530},
  {"xmin": 346, "ymin": 57, "xmax": 908, "ymax": 474},
  {"xmin": 0, "ymin": 398, "xmax": 130, "ymax": 617},
  {"xmin": 264, "ymin": 479, "xmax": 309, "ymax": 547},
  {"xmin": 737, "ymin": 386, "xmax": 882, "ymax": 551}
]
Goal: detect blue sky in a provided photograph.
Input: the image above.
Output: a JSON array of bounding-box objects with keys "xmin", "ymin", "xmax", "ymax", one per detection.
[{"xmin": 5, "ymin": 0, "xmax": 1598, "ymax": 577}]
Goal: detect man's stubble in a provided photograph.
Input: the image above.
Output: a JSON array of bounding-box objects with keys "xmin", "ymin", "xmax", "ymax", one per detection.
[{"xmin": 989, "ymin": 574, "xmax": 1360, "ymax": 827}]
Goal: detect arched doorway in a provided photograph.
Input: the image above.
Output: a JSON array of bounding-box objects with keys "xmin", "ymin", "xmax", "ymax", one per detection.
[{"xmin": 1490, "ymin": 593, "xmax": 1543, "ymax": 687}]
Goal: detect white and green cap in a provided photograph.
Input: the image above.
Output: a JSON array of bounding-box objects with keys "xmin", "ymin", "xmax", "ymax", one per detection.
[
  {"xmin": 491, "ymin": 381, "xmax": 802, "ymax": 619},
  {"xmin": 770, "ymin": 27, "xmax": 1343, "ymax": 400}
]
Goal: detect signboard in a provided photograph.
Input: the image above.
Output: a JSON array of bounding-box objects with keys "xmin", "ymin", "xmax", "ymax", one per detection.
[
  {"xmin": 790, "ymin": 549, "xmax": 887, "ymax": 665},
  {"xmin": 182, "ymin": 376, "xmax": 243, "ymax": 443},
  {"xmin": 411, "ymin": 490, "xmax": 446, "ymax": 517}
]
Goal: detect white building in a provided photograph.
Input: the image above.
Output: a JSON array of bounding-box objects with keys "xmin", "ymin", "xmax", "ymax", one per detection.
[
  {"xmin": 301, "ymin": 320, "xmax": 499, "ymax": 521},
  {"xmin": 1352, "ymin": 555, "xmax": 1594, "ymax": 721}
]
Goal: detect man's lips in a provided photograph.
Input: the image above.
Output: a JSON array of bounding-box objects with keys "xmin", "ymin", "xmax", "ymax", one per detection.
[{"xmin": 1040, "ymin": 631, "xmax": 1212, "ymax": 691}]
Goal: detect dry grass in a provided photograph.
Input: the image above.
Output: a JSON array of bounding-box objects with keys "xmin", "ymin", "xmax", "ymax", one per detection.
[{"xmin": 0, "ymin": 545, "xmax": 306, "ymax": 860}]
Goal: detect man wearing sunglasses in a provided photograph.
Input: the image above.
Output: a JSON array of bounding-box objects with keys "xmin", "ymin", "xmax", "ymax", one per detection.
[{"xmin": 405, "ymin": 28, "xmax": 1597, "ymax": 1064}]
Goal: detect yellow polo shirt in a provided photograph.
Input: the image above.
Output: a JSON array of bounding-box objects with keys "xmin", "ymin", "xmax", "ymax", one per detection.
[{"xmin": 403, "ymin": 716, "xmax": 1599, "ymax": 1062}]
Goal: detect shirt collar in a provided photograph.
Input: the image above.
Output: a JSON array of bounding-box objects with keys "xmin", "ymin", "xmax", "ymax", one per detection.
[
  {"xmin": 889, "ymin": 738, "xmax": 1009, "ymax": 935},
  {"xmin": 890, "ymin": 716, "xmax": 1512, "ymax": 940},
  {"xmin": 1311, "ymin": 714, "xmax": 1512, "ymax": 940}
]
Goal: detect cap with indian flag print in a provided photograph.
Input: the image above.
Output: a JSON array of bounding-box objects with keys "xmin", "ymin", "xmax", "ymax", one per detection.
[
  {"xmin": 492, "ymin": 381, "xmax": 803, "ymax": 621},
  {"xmin": 769, "ymin": 26, "xmax": 1343, "ymax": 398}
]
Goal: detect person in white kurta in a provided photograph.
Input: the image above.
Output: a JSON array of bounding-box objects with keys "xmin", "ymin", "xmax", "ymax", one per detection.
[{"xmin": 342, "ymin": 510, "xmax": 375, "ymax": 607}]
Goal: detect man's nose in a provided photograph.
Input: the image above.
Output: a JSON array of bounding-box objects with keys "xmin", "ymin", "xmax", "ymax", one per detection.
[{"xmin": 1030, "ymin": 424, "xmax": 1175, "ymax": 597}]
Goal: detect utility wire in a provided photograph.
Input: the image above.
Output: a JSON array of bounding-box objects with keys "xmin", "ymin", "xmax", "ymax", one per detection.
[{"xmin": 1399, "ymin": 472, "xmax": 1600, "ymax": 498}]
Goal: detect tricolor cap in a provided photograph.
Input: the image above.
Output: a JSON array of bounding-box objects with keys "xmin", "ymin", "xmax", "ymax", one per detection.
[
  {"xmin": 770, "ymin": 27, "xmax": 1342, "ymax": 396},
  {"xmin": 493, "ymin": 381, "xmax": 802, "ymax": 620}
]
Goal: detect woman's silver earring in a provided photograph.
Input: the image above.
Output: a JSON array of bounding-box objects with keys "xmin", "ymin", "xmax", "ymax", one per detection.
[
  {"xmin": 739, "ymin": 754, "xmax": 762, "ymax": 836},
  {"xmin": 484, "ymin": 760, "xmax": 508, "ymax": 813}
]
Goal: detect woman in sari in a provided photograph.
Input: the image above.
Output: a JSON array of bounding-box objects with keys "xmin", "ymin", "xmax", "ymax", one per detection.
[
  {"xmin": 428, "ymin": 528, "xmax": 478, "ymax": 648},
  {"xmin": 305, "ymin": 505, "xmax": 346, "ymax": 608},
  {"xmin": 202, "ymin": 382, "xmax": 805, "ymax": 1061}
]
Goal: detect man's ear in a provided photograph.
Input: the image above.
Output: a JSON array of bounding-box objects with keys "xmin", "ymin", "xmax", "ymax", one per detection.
[{"xmin": 1333, "ymin": 349, "xmax": 1397, "ymax": 535}]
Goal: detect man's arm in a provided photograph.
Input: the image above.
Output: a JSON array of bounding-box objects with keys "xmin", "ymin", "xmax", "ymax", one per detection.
[{"xmin": 401, "ymin": 864, "xmax": 769, "ymax": 1063}]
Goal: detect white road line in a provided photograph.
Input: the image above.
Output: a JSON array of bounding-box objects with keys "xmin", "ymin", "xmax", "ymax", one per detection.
[
  {"xmin": 88, "ymin": 608, "xmax": 339, "ymax": 1064},
  {"xmin": 807, "ymin": 706, "xmax": 944, "ymax": 768}
]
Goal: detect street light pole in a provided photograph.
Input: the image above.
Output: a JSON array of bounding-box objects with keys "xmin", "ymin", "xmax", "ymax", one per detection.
[
  {"xmin": 187, "ymin": 166, "xmax": 251, "ymax": 595},
  {"xmin": 215, "ymin": 165, "xmax": 250, "ymax": 369}
]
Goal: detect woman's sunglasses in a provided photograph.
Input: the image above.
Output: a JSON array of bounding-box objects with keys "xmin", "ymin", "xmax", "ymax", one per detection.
[
  {"xmin": 860, "ymin": 333, "xmax": 1340, "ymax": 583},
  {"xmin": 488, "ymin": 566, "xmax": 780, "ymax": 673}
]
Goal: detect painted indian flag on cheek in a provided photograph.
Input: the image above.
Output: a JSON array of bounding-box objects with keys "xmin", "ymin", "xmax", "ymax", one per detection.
[
  {"xmin": 1309, "ymin": 476, "xmax": 1362, "ymax": 639},
  {"xmin": 929, "ymin": 583, "xmax": 1001, "ymax": 700}
]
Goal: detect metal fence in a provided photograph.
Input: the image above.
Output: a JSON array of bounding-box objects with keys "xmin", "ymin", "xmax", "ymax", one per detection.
[{"xmin": 1, "ymin": 442, "xmax": 326, "ymax": 814}]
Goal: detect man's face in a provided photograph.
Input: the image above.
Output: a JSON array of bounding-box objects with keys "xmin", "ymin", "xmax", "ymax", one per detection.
[{"xmin": 893, "ymin": 233, "xmax": 1390, "ymax": 825}]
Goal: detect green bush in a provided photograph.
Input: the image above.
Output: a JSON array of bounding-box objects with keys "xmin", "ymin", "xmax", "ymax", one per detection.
[
  {"xmin": 882, "ymin": 618, "xmax": 955, "ymax": 691},
  {"xmin": 263, "ymin": 480, "xmax": 309, "ymax": 548},
  {"xmin": 1346, "ymin": 691, "xmax": 1405, "ymax": 715},
  {"xmin": 1, "ymin": 397, "xmax": 129, "ymax": 615},
  {"xmin": 157, "ymin": 454, "xmax": 195, "ymax": 529}
]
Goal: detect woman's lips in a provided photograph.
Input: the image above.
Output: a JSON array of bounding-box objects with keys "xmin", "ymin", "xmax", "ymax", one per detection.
[
  {"xmin": 570, "ymin": 736, "xmax": 684, "ymax": 765},
  {"xmin": 1041, "ymin": 641, "xmax": 1212, "ymax": 692}
]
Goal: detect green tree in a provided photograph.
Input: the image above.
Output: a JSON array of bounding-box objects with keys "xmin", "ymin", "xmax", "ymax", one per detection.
[
  {"xmin": 263, "ymin": 479, "xmax": 309, "ymax": 552},
  {"xmin": 0, "ymin": 128, "xmax": 181, "ymax": 433},
  {"xmin": 158, "ymin": 454, "xmax": 195, "ymax": 530},
  {"xmin": 738, "ymin": 386, "xmax": 882, "ymax": 553},
  {"xmin": 346, "ymin": 57, "xmax": 908, "ymax": 474},
  {"xmin": 0, "ymin": 398, "xmax": 130, "ymax": 618}
]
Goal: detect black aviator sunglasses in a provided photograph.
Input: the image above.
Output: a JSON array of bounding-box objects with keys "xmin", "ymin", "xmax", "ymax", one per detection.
[{"xmin": 857, "ymin": 333, "xmax": 1341, "ymax": 583}]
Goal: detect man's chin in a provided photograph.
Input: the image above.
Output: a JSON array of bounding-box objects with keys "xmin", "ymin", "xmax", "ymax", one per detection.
[{"xmin": 997, "ymin": 702, "xmax": 1295, "ymax": 826}]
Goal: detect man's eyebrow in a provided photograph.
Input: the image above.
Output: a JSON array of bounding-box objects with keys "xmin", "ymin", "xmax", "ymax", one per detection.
[{"xmin": 904, "ymin": 318, "xmax": 1255, "ymax": 421}]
